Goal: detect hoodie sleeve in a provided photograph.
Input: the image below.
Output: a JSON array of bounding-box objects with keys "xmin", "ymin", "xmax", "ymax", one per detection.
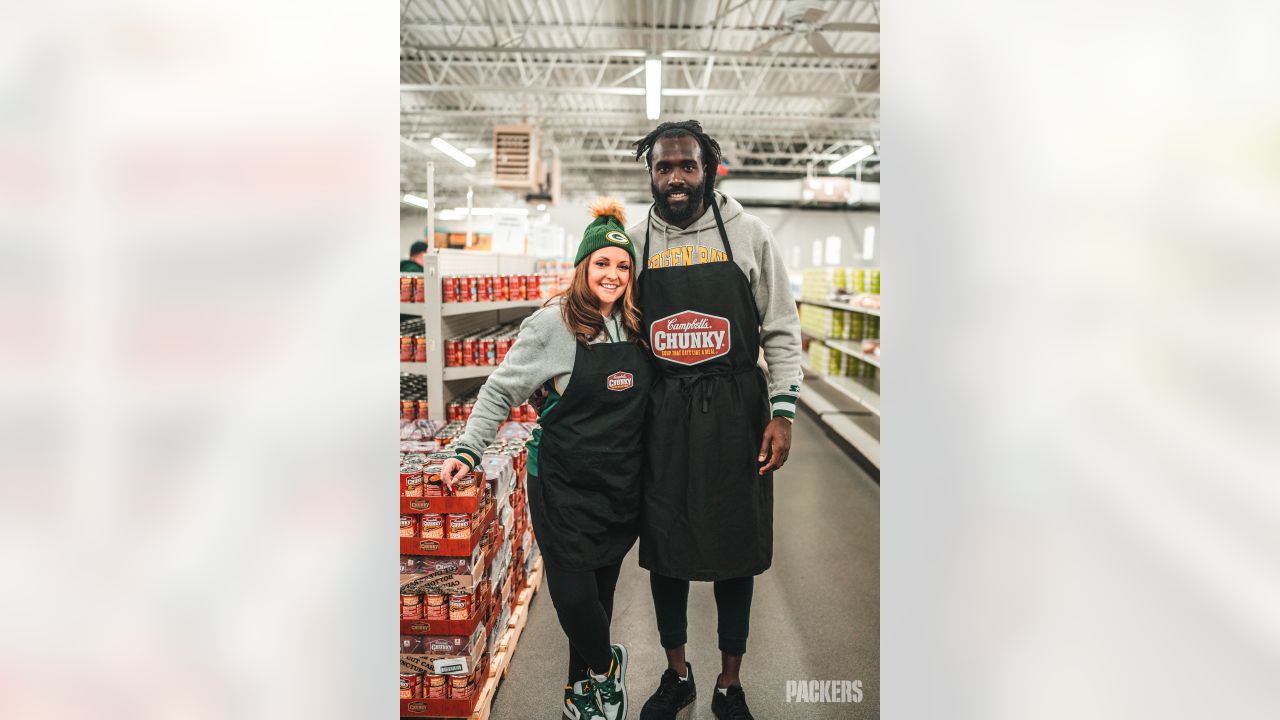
[
  {"xmin": 750, "ymin": 218, "xmax": 804, "ymax": 419},
  {"xmin": 451, "ymin": 308, "xmax": 561, "ymax": 468}
]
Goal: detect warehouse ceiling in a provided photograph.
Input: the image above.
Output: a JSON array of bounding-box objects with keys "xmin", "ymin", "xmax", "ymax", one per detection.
[{"xmin": 401, "ymin": 0, "xmax": 880, "ymax": 209}]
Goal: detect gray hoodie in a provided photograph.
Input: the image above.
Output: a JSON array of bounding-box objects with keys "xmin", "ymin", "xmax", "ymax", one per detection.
[{"xmin": 627, "ymin": 191, "xmax": 803, "ymax": 418}]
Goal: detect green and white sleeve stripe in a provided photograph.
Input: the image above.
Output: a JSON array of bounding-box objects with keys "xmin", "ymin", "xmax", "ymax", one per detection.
[
  {"xmin": 771, "ymin": 394, "xmax": 797, "ymax": 419},
  {"xmin": 452, "ymin": 446, "xmax": 481, "ymax": 470}
]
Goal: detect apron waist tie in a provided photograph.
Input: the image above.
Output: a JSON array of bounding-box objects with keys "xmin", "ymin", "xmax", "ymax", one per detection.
[{"xmin": 673, "ymin": 368, "xmax": 752, "ymax": 413}]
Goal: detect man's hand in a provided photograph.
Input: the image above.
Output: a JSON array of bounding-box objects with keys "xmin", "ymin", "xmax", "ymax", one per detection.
[
  {"xmin": 440, "ymin": 458, "xmax": 469, "ymax": 491},
  {"xmin": 758, "ymin": 417, "xmax": 793, "ymax": 475}
]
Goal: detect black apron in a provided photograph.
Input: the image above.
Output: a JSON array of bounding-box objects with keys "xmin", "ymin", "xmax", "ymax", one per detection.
[
  {"xmin": 529, "ymin": 333, "xmax": 653, "ymax": 572},
  {"xmin": 637, "ymin": 200, "xmax": 773, "ymax": 581}
]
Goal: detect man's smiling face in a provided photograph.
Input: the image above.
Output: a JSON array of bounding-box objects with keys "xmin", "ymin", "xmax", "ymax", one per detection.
[{"xmin": 649, "ymin": 135, "xmax": 706, "ymax": 226}]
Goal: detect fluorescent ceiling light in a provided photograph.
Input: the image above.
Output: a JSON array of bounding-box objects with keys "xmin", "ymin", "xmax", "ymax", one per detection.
[
  {"xmin": 449, "ymin": 207, "xmax": 529, "ymax": 217},
  {"xmin": 401, "ymin": 194, "xmax": 431, "ymax": 209},
  {"xmin": 645, "ymin": 58, "xmax": 662, "ymax": 120},
  {"xmin": 536, "ymin": 203, "xmax": 547, "ymax": 211},
  {"xmin": 828, "ymin": 144, "xmax": 875, "ymax": 175},
  {"xmin": 431, "ymin": 137, "xmax": 477, "ymax": 168}
]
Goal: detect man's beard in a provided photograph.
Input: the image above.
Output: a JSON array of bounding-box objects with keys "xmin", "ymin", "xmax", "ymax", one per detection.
[{"xmin": 651, "ymin": 180, "xmax": 704, "ymax": 224}]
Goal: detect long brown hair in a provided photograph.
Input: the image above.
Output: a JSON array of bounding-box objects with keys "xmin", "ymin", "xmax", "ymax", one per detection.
[{"xmin": 547, "ymin": 255, "xmax": 646, "ymax": 349}]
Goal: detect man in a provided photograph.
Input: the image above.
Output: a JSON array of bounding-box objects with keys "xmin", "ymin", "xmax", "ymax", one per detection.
[
  {"xmin": 628, "ymin": 120, "xmax": 801, "ymax": 720},
  {"xmin": 401, "ymin": 240, "xmax": 428, "ymax": 272}
]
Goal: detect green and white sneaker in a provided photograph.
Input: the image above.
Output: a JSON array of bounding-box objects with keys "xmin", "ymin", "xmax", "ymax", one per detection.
[
  {"xmin": 564, "ymin": 679, "xmax": 607, "ymax": 720},
  {"xmin": 593, "ymin": 643, "xmax": 629, "ymax": 720}
]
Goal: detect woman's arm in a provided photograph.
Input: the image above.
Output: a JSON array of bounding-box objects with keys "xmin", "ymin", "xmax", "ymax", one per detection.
[{"xmin": 447, "ymin": 307, "xmax": 563, "ymax": 472}]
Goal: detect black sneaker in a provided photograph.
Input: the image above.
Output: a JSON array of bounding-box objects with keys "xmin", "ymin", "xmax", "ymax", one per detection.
[
  {"xmin": 638, "ymin": 662, "xmax": 696, "ymax": 720},
  {"xmin": 710, "ymin": 679, "xmax": 754, "ymax": 720}
]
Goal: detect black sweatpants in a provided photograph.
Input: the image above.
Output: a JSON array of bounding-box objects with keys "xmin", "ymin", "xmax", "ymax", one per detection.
[
  {"xmin": 650, "ymin": 573, "xmax": 754, "ymax": 656},
  {"xmin": 544, "ymin": 560, "xmax": 624, "ymax": 682}
]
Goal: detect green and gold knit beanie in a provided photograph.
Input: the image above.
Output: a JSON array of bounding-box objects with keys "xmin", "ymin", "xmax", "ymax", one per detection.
[{"xmin": 574, "ymin": 197, "xmax": 636, "ymax": 265}]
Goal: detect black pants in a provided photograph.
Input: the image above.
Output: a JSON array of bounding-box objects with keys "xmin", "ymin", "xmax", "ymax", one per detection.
[
  {"xmin": 544, "ymin": 560, "xmax": 624, "ymax": 682},
  {"xmin": 650, "ymin": 572, "xmax": 754, "ymax": 656}
]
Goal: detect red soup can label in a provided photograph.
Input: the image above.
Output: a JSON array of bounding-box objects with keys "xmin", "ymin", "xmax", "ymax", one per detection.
[
  {"xmin": 426, "ymin": 673, "xmax": 447, "ymax": 699},
  {"xmin": 425, "ymin": 593, "xmax": 448, "ymax": 620},
  {"xmin": 400, "ymin": 515, "xmax": 417, "ymax": 538},
  {"xmin": 447, "ymin": 514, "xmax": 471, "ymax": 539},
  {"xmin": 401, "ymin": 592, "xmax": 423, "ymax": 620},
  {"xmin": 400, "ymin": 672, "xmax": 417, "ymax": 700},
  {"xmin": 448, "ymin": 593, "xmax": 471, "ymax": 620},
  {"xmin": 421, "ymin": 513, "xmax": 444, "ymax": 539},
  {"xmin": 401, "ymin": 465, "xmax": 423, "ymax": 497}
]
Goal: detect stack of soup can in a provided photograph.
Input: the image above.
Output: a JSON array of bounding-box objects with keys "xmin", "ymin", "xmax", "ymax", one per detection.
[
  {"xmin": 400, "ymin": 318, "xmax": 428, "ymax": 363},
  {"xmin": 400, "ymin": 275, "xmax": 427, "ymax": 303},
  {"xmin": 442, "ymin": 274, "xmax": 544, "ymax": 303},
  {"xmin": 444, "ymin": 320, "xmax": 522, "ymax": 367},
  {"xmin": 399, "ymin": 668, "xmax": 477, "ymax": 700},
  {"xmin": 401, "ymin": 374, "xmax": 430, "ymax": 419}
]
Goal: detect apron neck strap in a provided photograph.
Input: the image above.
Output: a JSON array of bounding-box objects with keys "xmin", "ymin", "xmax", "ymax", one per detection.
[
  {"xmin": 708, "ymin": 195, "xmax": 734, "ymax": 263},
  {"xmin": 642, "ymin": 194, "xmax": 734, "ymax": 265}
]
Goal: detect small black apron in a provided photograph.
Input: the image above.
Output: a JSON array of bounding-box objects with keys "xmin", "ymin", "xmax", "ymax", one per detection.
[
  {"xmin": 529, "ymin": 333, "xmax": 653, "ymax": 572},
  {"xmin": 637, "ymin": 200, "xmax": 773, "ymax": 581}
]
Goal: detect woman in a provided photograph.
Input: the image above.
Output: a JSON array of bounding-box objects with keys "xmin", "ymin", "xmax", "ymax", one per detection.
[{"xmin": 441, "ymin": 198, "xmax": 649, "ymax": 720}]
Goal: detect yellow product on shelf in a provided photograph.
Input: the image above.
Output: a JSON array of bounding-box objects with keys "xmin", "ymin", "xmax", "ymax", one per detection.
[{"xmin": 847, "ymin": 313, "xmax": 864, "ymax": 340}]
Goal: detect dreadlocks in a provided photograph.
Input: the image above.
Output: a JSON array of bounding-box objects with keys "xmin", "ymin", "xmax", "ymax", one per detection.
[{"xmin": 632, "ymin": 120, "xmax": 723, "ymax": 207}]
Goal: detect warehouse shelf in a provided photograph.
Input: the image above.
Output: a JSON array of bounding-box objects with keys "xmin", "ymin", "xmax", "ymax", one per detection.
[
  {"xmin": 443, "ymin": 299, "xmax": 544, "ymax": 317},
  {"xmin": 823, "ymin": 374, "xmax": 880, "ymax": 416},
  {"xmin": 799, "ymin": 296, "xmax": 881, "ymax": 317},
  {"xmin": 825, "ymin": 339, "xmax": 881, "ymax": 368},
  {"xmin": 799, "ymin": 363, "xmax": 880, "ymax": 471},
  {"xmin": 401, "ymin": 362, "xmax": 430, "ymax": 374},
  {"xmin": 442, "ymin": 365, "xmax": 499, "ymax": 381}
]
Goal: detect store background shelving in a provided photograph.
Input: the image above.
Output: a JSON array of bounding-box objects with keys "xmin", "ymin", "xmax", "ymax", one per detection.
[
  {"xmin": 400, "ymin": 250, "xmax": 541, "ymax": 421},
  {"xmin": 796, "ymin": 268, "xmax": 881, "ymax": 475}
]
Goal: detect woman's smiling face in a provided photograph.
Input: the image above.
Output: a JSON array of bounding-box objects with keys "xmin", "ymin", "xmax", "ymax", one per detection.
[{"xmin": 587, "ymin": 246, "xmax": 632, "ymax": 308}]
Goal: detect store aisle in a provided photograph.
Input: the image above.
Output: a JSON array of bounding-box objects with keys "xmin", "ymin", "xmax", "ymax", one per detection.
[{"xmin": 490, "ymin": 412, "xmax": 880, "ymax": 719}]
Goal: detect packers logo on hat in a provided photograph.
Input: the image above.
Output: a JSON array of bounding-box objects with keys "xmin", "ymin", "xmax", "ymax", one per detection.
[{"xmin": 576, "ymin": 196, "xmax": 638, "ymax": 264}]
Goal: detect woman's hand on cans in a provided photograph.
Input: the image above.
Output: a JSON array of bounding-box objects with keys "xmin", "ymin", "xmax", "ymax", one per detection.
[{"xmin": 440, "ymin": 458, "xmax": 468, "ymax": 490}]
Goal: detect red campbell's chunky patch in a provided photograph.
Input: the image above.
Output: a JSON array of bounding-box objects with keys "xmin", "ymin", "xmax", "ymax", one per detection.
[
  {"xmin": 649, "ymin": 311, "xmax": 731, "ymax": 366},
  {"xmin": 606, "ymin": 371, "xmax": 634, "ymax": 391}
]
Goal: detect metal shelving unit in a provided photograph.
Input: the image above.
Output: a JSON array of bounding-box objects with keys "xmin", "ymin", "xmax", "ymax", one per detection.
[
  {"xmin": 823, "ymin": 374, "xmax": 880, "ymax": 416},
  {"xmin": 799, "ymin": 296, "xmax": 881, "ymax": 317},
  {"xmin": 401, "ymin": 250, "xmax": 540, "ymax": 421},
  {"xmin": 824, "ymin": 339, "xmax": 881, "ymax": 368}
]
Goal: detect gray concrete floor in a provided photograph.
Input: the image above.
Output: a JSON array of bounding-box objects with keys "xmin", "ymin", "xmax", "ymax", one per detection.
[{"xmin": 490, "ymin": 412, "xmax": 880, "ymax": 719}]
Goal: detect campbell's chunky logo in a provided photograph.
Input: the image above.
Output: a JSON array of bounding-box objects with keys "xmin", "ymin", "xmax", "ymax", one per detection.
[
  {"xmin": 409, "ymin": 500, "xmax": 430, "ymax": 511},
  {"xmin": 418, "ymin": 540, "xmax": 440, "ymax": 551},
  {"xmin": 409, "ymin": 622, "xmax": 431, "ymax": 633},
  {"xmin": 606, "ymin": 371, "xmax": 634, "ymax": 391},
  {"xmin": 406, "ymin": 701, "xmax": 429, "ymax": 713},
  {"xmin": 650, "ymin": 311, "xmax": 731, "ymax": 366}
]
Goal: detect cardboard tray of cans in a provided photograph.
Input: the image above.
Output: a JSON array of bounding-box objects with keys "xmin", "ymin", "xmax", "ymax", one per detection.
[
  {"xmin": 400, "ymin": 490, "xmax": 483, "ymax": 516},
  {"xmin": 399, "ymin": 652, "xmax": 491, "ymax": 718},
  {"xmin": 400, "ymin": 551, "xmax": 497, "ymax": 636},
  {"xmin": 400, "ymin": 498, "xmax": 494, "ymax": 557}
]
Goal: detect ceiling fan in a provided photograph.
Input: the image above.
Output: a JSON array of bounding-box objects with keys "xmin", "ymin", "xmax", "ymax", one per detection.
[{"xmin": 749, "ymin": 0, "xmax": 879, "ymax": 58}]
